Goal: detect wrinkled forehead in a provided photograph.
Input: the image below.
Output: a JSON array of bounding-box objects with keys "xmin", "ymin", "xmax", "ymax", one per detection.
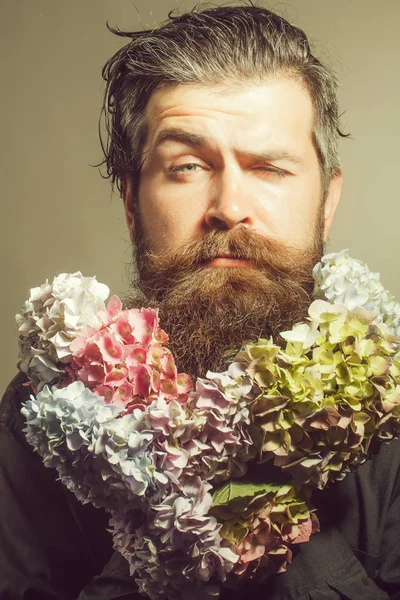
[{"xmin": 142, "ymin": 78, "xmax": 316, "ymax": 162}]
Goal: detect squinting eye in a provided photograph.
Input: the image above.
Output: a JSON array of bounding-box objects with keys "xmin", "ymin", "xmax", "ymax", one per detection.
[{"xmin": 255, "ymin": 166, "xmax": 286, "ymax": 177}]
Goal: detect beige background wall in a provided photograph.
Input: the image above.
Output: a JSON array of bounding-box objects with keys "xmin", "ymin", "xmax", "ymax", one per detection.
[{"xmin": 1, "ymin": 0, "xmax": 399, "ymax": 395}]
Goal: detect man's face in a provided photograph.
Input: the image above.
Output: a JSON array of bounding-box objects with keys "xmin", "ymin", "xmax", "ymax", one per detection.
[
  {"xmin": 126, "ymin": 77, "xmax": 341, "ymax": 255},
  {"xmin": 122, "ymin": 78, "xmax": 342, "ymax": 377}
]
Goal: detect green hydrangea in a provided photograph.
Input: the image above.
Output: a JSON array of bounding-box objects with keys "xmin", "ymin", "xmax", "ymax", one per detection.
[{"xmin": 231, "ymin": 300, "xmax": 400, "ymax": 489}]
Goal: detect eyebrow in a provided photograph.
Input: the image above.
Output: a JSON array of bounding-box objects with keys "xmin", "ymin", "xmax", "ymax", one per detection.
[{"xmin": 152, "ymin": 126, "xmax": 304, "ymax": 166}]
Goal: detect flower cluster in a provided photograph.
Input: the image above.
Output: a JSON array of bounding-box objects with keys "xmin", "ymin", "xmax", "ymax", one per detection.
[
  {"xmin": 313, "ymin": 249, "xmax": 400, "ymax": 336},
  {"xmin": 69, "ymin": 295, "xmax": 192, "ymax": 409},
  {"xmin": 212, "ymin": 480, "xmax": 318, "ymax": 582},
  {"xmin": 22, "ymin": 372, "xmax": 302, "ymax": 599},
  {"xmin": 227, "ymin": 299, "xmax": 400, "ymax": 488},
  {"xmin": 21, "ymin": 381, "xmax": 129, "ymax": 510},
  {"xmin": 16, "ymin": 272, "xmax": 110, "ymax": 390},
  {"xmin": 16, "ymin": 252, "xmax": 400, "ymax": 599}
]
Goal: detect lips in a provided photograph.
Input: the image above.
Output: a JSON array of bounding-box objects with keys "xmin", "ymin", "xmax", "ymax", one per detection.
[{"xmin": 207, "ymin": 255, "xmax": 253, "ymax": 268}]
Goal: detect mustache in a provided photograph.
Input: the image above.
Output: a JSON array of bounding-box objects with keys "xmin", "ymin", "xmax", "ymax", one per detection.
[{"xmin": 137, "ymin": 227, "xmax": 320, "ymax": 279}]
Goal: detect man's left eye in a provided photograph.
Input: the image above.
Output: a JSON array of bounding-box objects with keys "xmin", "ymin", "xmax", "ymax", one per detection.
[{"xmin": 255, "ymin": 166, "xmax": 286, "ymax": 177}]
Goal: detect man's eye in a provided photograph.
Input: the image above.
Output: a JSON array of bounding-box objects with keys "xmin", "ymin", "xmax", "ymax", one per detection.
[
  {"xmin": 255, "ymin": 166, "xmax": 286, "ymax": 177},
  {"xmin": 166, "ymin": 163, "xmax": 202, "ymax": 175}
]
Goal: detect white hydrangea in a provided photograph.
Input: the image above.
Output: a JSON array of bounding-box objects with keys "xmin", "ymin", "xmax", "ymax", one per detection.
[
  {"xmin": 16, "ymin": 272, "xmax": 109, "ymax": 389},
  {"xmin": 91, "ymin": 411, "xmax": 158, "ymax": 499},
  {"xmin": 22, "ymin": 381, "xmax": 122, "ymax": 508},
  {"xmin": 313, "ymin": 250, "xmax": 400, "ymax": 336},
  {"xmin": 21, "ymin": 381, "xmax": 158, "ymax": 510}
]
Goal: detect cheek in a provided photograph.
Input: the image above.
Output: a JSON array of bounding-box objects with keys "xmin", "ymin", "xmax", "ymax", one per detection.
[
  {"xmin": 284, "ymin": 211, "xmax": 318, "ymax": 245},
  {"xmin": 259, "ymin": 175, "xmax": 321, "ymax": 246},
  {"xmin": 138, "ymin": 180, "xmax": 204, "ymax": 252}
]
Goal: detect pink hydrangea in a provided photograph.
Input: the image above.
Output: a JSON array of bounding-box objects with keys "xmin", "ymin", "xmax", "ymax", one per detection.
[
  {"xmin": 69, "ymin": 295, "xmax": 192, "ymax": 410},
  {"xmin": 229, "ymin": 508, "xmax": 319, "ymax": 581}
]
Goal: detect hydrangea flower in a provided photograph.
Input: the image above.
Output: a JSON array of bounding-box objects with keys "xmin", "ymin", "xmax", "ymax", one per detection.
[
  {"xmin": 111, "ymin": 479, "xmax": 239, "ymax": 600},
  {"xmin": 16, "ymin": 273, "xmax": 110, "ymax": 390},
  {"xmin": 21, "ymin": 380, "xmax": 126, "ymax": 509},
  {"xmin": 70, "ymin": 297, "xmax": 193, "ymax": 410},
  {"xmin": 179, "ymin": 375, "xmax": 256, "ymax": 484},
  {"xmin": 313, "ymin": 250, "xmax": 400, "ymax": 336},
  {"xmin": 211, "ymin": 481, "xmax": 318, "ymax": 582},
  {"xmin": 229, "ymin": 299, "xmax": 400, "ymax": 488}
]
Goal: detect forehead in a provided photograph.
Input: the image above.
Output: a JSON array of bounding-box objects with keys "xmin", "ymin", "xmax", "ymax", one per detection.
[{"xmin": 143, "ymin": 78, "xmax": 315, "ymax": 154}]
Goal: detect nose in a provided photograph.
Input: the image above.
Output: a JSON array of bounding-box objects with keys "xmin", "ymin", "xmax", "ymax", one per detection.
[{"xmin": 204, "ymin": 166, "xmax": 254, "ymax": 230}]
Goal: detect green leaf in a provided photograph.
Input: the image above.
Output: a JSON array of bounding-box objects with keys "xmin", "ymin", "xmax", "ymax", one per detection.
[{"xmin": 212, "ymin": 480, "xmax": 283, "ymax": 508}]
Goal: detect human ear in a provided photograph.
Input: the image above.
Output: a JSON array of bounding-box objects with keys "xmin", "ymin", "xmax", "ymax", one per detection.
[
  {"xmin": 121, "ymin": 179, "xmax": 135, "ymax": 243},
  {"xmin": 323, "ymin": 170, "xmax": 343, "ymax": 242}
]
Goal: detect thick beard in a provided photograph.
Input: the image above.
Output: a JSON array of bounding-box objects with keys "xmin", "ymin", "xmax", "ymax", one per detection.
[{"xmin": 125, "ymin": 220, "xmax": 324, "ymax": 379}]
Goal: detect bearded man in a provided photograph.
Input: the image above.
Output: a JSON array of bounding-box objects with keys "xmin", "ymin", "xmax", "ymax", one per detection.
[{"xmin": 1, "ymin": 4, "xmax": 399, "ymax": 600}]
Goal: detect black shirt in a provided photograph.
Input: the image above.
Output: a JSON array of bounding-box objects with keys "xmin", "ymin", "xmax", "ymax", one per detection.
[{"xmin": 1, "ymin": 374, "xmax": 399, "ymax": 599}]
